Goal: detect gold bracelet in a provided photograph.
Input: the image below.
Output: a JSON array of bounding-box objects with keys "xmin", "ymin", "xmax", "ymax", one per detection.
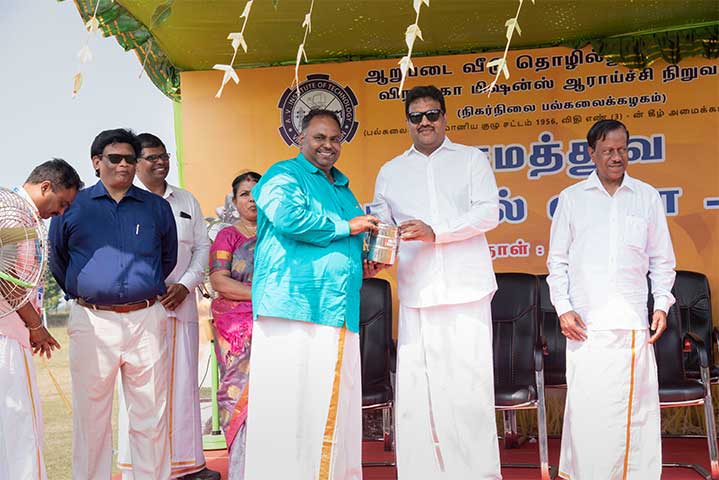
[{"xmin": 28, "ymin": 323, "xmax": 44, "ymax": 331}]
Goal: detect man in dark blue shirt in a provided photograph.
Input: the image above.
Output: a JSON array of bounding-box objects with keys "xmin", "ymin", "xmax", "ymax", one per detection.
[{"xmin": 49, "ymin": 128, "xmax": 177, "ymax": 480}]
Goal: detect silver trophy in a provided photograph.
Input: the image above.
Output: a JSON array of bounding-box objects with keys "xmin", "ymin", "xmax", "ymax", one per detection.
[{"xmin": 364, "ymin": 202, "xmax": 400, "ymax": 265}]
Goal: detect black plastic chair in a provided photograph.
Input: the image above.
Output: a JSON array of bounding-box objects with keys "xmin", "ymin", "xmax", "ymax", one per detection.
[
  {"xmin": 673, "ymin": 270, "xmax": 718, "ymax": 384},
  {"xmin": 538, "ymin": 274, "xmax": 567, "ymax": 389},
  {"xmin": 359, "ymin": 278, "xmax": 396, "ymax": 467},
  {"xmin": 492, "ymin": 273, "xmax": 551, "ymax": 480},
  {"xmin": 653, "ymin": 297, "xmax": 719, "ymax": 479}
]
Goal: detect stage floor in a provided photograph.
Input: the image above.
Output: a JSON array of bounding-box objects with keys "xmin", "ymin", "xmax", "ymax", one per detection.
[{"xmin": 113, "ymin": 437, "xmax": 715, "ymax": 479}]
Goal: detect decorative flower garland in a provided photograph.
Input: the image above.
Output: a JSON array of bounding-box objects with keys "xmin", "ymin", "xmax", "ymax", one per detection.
[
  {"xmin": 71, "ymin": 0, "xmax": 102, "ymax": 97},
  {"xmin": 398, "ymin": 0, "xmax": 429, "ymax": 93},
  {"xmin": 214, "ymin": 0, "xmax": 255, "ymax": 98},
  {"xmin": 293, "ymin": 0, "xmax": 316, "ymax": 98},
  {"xmin": 212, "ymin": 0, "xmax": 316, "ymax": 100},
  {"xmin": 398, "ymin": 0, "xmax": 533, "ymax": 97},
  {"xmin": 73, "ymin": 0, "xmax": 534, "ymax": 101},
  {"xmin": 479, "ymin": 0, "xmax": 535, "ymax": 96}
]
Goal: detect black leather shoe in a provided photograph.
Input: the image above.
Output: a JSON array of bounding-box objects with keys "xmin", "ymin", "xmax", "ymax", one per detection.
[{"xmin": 180, "ymin": 467, "xmax": 221, "ymax": 480}]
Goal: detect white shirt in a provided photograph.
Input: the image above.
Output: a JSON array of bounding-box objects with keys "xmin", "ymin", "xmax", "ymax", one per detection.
[
  {"xmin": 373, "ymin": 137, "xmax": 499, "ymax": 308},
  {"xmin": 138, "ymin": 182, "xmax": 211, "ymax": 322},
  {"xmin": 546, "ymin": 171, "xmax": 676, "ymax": 330},
  {"xmin": 0, "ymin": 186, "xmax": 41, "ymax": 348}
]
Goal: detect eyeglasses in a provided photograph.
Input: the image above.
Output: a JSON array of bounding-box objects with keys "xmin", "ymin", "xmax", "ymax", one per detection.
[
  {"xmin": 140, "ymin": 153, "xmax": 171, "ymax": 163},
  {"xmin": 102, "ymin": 154, "xmax": 137, "ymax": 165},
  {"xmin": 599, "ymin": 148, "xmax": 627, "ymax": 159},
  {"xmin": 407, "ymin": 109, "xmax": 443, "ymax": 124}
]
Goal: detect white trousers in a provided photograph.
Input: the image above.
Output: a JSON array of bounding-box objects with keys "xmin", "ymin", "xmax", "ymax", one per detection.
[
  {"xmin": 559, "ymin": 329, "xmax": 661, "ymax": 480},
  {"xmin": 244, "ymin": 317, "xmax": 362, "ymax": 480},
  {"xmin": 69, "ymin": 301, "xmax": 170, "ymax": 480},
  {"xmin": 118, "ymin": 317, "xmax": 206, "ymax": 478},
  {"xmin": 396, "ymin": 298, "xmax": 502, "ymax": 480},
  {"xmin": 0, "ymin": 334, "xmax": 46, "ymax": 480}
]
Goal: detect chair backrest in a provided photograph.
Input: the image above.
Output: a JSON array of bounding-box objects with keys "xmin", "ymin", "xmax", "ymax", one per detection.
[
  {"xmin": 653, "ymin": 299, "xmax": 687, "ymax": 387},
  {"xmin": 359, "ymin": 278, "xmax": 393, "ymax": 395},
  {"xmin": 491, "ymin": 273, "xmax": 540, "ymax": 388},
  {"xmin": 537, "ymin": 274, "xmax": 567, "ymax": 386},
  {"xmin": 673, "ymin": 271, "xmax": 714, "ymax": 371}
]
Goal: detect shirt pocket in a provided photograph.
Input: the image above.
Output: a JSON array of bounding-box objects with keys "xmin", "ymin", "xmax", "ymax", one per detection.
[
  {"xmin": 624, "ymin": 215, "xmax": 647, "ymax": 250},
  {"xmin": 176, "ymin": 216, "xmax": 194, "ymax": 247},
  {"xmin": 133, "ymin": 223, "xmax": 158, "ymax": 256}
]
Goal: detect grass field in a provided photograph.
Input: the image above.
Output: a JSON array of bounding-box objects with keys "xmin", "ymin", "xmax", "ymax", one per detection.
[{"xmin": 32, "ymin": 326, "xmax": 120, "ymax": 479}]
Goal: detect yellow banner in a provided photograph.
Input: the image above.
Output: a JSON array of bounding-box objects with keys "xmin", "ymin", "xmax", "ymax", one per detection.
[{"xmin": 180, "ymin": 45, "xmax": 719, "ymax": 322}]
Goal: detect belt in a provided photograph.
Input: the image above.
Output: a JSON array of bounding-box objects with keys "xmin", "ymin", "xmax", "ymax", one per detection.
[{"xmin": 77, "ymin": 297, "xmax": 156, "ymax": 313}]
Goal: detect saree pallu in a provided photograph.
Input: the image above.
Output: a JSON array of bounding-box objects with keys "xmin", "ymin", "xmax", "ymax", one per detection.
[{"xmin": 212, "ymin": 299, "xmax": 252, "ymax": 450}]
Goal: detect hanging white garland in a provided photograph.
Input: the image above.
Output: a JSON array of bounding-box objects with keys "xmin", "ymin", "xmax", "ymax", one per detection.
[
  {"xmin": 71, "ymin": 0, "xmax": 102, "ymax": 98},
  {"xmin": 292, "ymin": 0, "xmax": 316, "ymax": 98},
  {"xmin": 214, "ymin": 0, "xmax": 255, "ymax": 98},
  {"xmin": 68, "ymin": 0, "xmax": 538, "ymax": 101},
  {"xmin": 398, "ymin": 0, "xmax": 429, "ymax": 93},
  {"xmin": 479, "ymin": 0, "xmax": 535, "ymax": 96}
]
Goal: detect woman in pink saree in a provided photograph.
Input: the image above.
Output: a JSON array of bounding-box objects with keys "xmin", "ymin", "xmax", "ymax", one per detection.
[{"xmin": 208, "ymin": 172, "xmax": 260, "ymax": 479}]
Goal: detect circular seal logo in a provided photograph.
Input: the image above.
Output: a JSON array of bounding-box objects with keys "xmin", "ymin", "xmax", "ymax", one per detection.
[{"xmin": 278, "ymin": 73, "xmax": 359, "ymax": 146}]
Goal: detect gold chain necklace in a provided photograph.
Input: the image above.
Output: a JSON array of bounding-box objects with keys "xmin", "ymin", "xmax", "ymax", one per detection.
[{"xmin": 236, "ymin": 218, "xmax": 257, "ymax": 236}]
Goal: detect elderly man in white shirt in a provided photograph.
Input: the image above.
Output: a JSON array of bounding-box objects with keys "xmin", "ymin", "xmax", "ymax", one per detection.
[
  {"xmin": 372, "ymin": 85, "xmax": 501, "ymax": 479},
  {"xmin": 116, "ymin": 133, "xmax": 215, "ymax": 480},
  {"xmin": 547, "ymin": 119, "xmax": 676, "ymax": 480}
]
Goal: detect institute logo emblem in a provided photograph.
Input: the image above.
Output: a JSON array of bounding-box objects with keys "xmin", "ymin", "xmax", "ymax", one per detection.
[{"xmin": 278, "ymin": 73, "xmax": 359, "ymax": 146}]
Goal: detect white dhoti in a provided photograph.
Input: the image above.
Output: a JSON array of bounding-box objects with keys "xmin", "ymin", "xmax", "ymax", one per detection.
[
  {"xmin": 69, "ymin": 301, "xmax": 170, "ymax": 480},
  {"xmin": 243, "ymin": 316, "xmax": 362, "ymax": 480},
  {"xmin": 396, "ymin": 297, "xmax": 502, "ymax": 480},
  {"xmin": 0, "ymin": 334, "xmax": 46, "ymax": 480},
  {"xmin": 559, "ymin": 328, "xmax": 661, "ymax": 480},
  {"xmin": 118, "ymin": 316, "xmax": 206, "ymax": 478}
]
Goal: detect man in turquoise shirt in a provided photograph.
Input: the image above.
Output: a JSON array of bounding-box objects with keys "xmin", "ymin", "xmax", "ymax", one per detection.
[{"xmin": 245, "ymin": 109, "xmax": 384, "ymax": 480}]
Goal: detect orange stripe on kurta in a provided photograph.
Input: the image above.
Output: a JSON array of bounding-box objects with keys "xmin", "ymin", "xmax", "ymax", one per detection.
[
  {"xmin": 23, "ymin": 351, "xmax": 42, "ymax": 480},
  {"xmin": 319, "ymin": 327, "xmax": 347, "ymax": 480},
  {"xmin": 622, "ymin": 330, "xmax": 637, "ymax": 480}
]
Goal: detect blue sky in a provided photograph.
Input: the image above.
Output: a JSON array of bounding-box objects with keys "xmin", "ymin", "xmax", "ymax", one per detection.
[{"xmin": 0, "ymin": 1, "xmax": 178, "ymax": 188}]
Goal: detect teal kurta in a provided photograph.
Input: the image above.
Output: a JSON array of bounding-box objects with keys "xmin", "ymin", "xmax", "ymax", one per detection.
[{"xmin": 251, "ymin": 153, "xmax": 364, "ymax": 332}]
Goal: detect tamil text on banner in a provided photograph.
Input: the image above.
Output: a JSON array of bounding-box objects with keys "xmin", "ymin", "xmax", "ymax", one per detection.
[{"xmin": 180, "ymin": 45, "xmax": 719, "ymax": 324}]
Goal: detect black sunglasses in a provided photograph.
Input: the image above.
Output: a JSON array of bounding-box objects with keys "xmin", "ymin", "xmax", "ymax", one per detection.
[
  {"xmin": 407, "ymin": 108, "xmax": 443, "ymax": 124},
  {"xmin": 102, "ymin": 153, "xmax": 138, "ymax": 165}
]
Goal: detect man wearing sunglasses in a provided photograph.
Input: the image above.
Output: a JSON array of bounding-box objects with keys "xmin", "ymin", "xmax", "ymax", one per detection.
[
  {"xmin": 49, "ymin": 128, "xmax": 178, "ymax": 480},
  {"xmin": 114, "ymin": 133, "xmax": 216, "ymax": 480},
  {"xmin": 372, "ymin": 85, "xmax": 501, "ymax": 479}
]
